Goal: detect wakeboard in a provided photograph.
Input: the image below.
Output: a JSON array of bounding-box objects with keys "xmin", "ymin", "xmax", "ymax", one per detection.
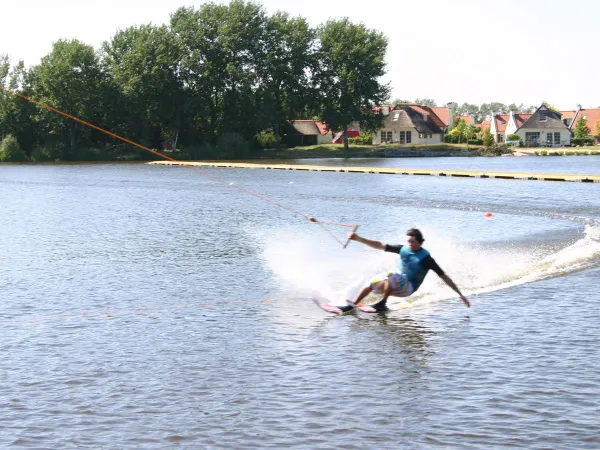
[{"xmin": 312, "ymin": 298, "xmax": 355, "ymax": 315}]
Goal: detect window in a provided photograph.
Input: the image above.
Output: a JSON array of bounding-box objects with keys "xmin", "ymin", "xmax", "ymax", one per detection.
[
  {"xmin": 380, "ymin": 131, "xmax": 392, "ymax": 142},
  {"xmin": 546, "ymin": 133, "xmax": 553, "ymax": 144},
  {"xmin": 540, "ymin": 112, "xmax": 547, "ymax": 121},
  {"xmin": 554, "ymin": 132, "xmax": 561, "ymax": 144},
  {"xmin": 399, "ymin": 131, "xmax": 412, "ymax": 144},
  {"xmin": 393, "ymin": 112, "xmax": 400, "ymax": 121},
  {"xmin": 525, "ymin": 132, "xmax": 541, "ymax": 144},
  {"xmin": 498, "ymin": 134, "xmax": 505, "ymax": 143}
]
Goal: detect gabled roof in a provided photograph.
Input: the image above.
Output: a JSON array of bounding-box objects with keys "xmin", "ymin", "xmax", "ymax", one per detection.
[
  {"xmin": 560, "ymin": 110, "xmax": 577, "ymax": 120},
  {"xmin": 455, "ymin": 115, "xmax": 474, "ymax": 125},
  {"xmin": 381, "ymin": 105, "xmax": 444, "ymax": 134},
  {"xmin": 479, "ymin": 120, "xmax": 490, "ymax": 131},
  {"xmin": 519, "ymin": 105, "xmax": 568, "ymax": 130},
  {"xmin": 570, "ymin": 108, "xmax": 600, "ymax": 135},
  {"xmin": 514, "ymin": 113, "xmax": 532, "ymax": 128},
  {"xmin": 286, "ymin": 120, "xmax": 329, "ymax": 135},
  {"xmin": 494, "ymin": 114, "xmax": 509, "ymax": 132},
  {"xmin": 431, "ymin": 106, "xmax": 450, "ymax": 127}
]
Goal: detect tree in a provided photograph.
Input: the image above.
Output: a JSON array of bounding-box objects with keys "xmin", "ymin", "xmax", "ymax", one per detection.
[
  {"xmin": 316, "ymin": 18, "xmax": 390, "ymax": 151},
  {"xmin": 414, "ymin": 98, "xmax": 436, "ymax": 107},
  {"xmin": 448, "ymin": 118, "xmax": 467, "ymax": 143},
  {"xmin": 171, "ymin": 1, "xmax": 265, "ymax": 151},
  {"xmin": 573, "ymin": 116, "xmax": 591, "ymax": 139},
  {"xmin": 102, "ymin": 24, "xmax": 185, "ymax": 153},
  {"xmin": 463, "ymin": 124, "xmax": 476, "ymax": 145},
  {"xmin": 482, "ymin": 127, "xmax": 494, "ymax": 147},
  {"xmin": 594, "ymin": 121, "xmax": 600, "ymax": 138},
  {"xmin": 390, "ymin": 98, "xmax": 409, "ymax": 106},
  {"xmin": 0, "ymin": 134, "xmax": 27, "ymax": 161},
  {"xmin": 33, "ymin": 39, "xmax": 107, "ymax": 159},
  {"xmin": 255, "ymin": 11, "xmax": 316, "ymax": 152}
]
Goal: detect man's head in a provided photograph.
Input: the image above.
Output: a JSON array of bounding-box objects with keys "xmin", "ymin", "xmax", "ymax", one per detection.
[{"xmin": 406, "ymin": 228, "xmax": 424, "ymax": 251}]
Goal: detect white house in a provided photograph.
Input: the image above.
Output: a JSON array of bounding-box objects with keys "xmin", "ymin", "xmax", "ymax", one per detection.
[
  {"xmin": 513, "ymin": 104, "xmax": 571, "ymax": 146},
  {"xmin": 569, "ymin": 106, "xmax": 600, "ymax": 144},
  {"xmin": 372, "ymin": 105, "xmax": 446, "ymax": 145}
]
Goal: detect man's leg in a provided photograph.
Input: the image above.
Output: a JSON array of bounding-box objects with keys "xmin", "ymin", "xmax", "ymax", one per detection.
[
  {"xmin": 370, "ymin": 280, "xmax": 394, "ymax": 311},
  {"xmin": 347, "ymin": 285, "xmax": 373, "ymax": 307}
]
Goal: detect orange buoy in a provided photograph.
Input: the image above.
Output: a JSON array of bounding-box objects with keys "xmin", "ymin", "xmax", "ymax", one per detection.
[{"xmin": 484, "ymin": 212, "xmax": 493, "ymax": 217}]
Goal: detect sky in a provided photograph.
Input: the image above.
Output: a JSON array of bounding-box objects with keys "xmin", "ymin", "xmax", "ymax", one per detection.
[{"xmin": 2, "ymin": 0, "xmax": 599, "ymax": 110}]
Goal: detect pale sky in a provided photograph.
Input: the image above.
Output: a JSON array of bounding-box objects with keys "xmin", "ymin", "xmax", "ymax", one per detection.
[{"xmin": 2, "ymin": 0, "xmax": 599, "ymax": 110}]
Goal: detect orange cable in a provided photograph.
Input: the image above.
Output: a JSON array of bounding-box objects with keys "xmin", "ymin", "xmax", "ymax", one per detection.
[{"xmin": 1, "ymin": 86, "xmax": 359, "ymax": 243}]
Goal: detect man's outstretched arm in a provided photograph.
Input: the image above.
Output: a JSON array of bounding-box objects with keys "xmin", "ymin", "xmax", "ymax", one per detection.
[
  {"xmin": 440, "ymin": 274, "xmax": 471, "ymax": 308},
  {"xmin": 348, "ymin": 232, "xmax": 386, "ymax": 251}
]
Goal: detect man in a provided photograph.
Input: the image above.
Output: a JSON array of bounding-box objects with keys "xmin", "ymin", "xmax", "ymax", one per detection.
[{"xmin": 330, "ymin": 228, "xmax": 470, "ymax": 313}]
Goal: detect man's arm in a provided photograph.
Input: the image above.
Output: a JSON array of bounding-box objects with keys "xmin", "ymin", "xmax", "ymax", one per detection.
[
  {"xmin": 440, "ymin": 274, "xmax": 471, "ymax": 308},
  {"xmin": 347, "ymin": 232, "xmax": 386, "ymax": 251}
]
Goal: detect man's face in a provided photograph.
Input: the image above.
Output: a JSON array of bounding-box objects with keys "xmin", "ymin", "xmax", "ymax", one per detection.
[{"xmin": 406, "ymin": 235, "xmax": 421, "ymax": 252}]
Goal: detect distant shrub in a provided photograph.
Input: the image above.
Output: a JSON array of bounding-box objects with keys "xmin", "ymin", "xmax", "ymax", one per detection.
[
  {"xmin": 0, "ymin": 134, "xmax": 27, "ymax": 162},
  {"xmin": 571, "ymin": 137, "xmax": 594, "ymax": 146},
  {"xmin": 540, "ymin": 150, "xmax": 548, "ymax": 156},
  {"xmin": 256, "ymin": 130, "xmax": 277, "ymax": 149},
  {"xmin": 348, "ymin": 134, "xmax": 372, "ymax": 145},
  {"xmin": 217, "ymin": 132, "xmax": 251, "ymax": 159},
  {"xmin": 30, "ymin": 146, "xmax": 54, "ymax": 162}
]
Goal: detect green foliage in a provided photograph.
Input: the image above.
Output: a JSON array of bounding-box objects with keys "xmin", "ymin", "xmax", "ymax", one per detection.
[
  {"xmin": 571, "ymin": 137, "xmax": 595, "ymax": 146},
  {"xmin": 0, "ymin": 134, "xmax": 27, "ymax": 161},
  {"xmin": 30, "ymin": 146, "xmax": 54, "ymax": 161},
  {"xmin": 217, "ymin": 132, "xmax": 251, "ymax": 159},
  {"xmin": 595, "ymin": 121, "xmax": 600, "ymax": 137},
  {"xmin": 573, "ymin": 116, "xmax": 591, "ymax": 139},
  {"xmin": 482, "ymin": 128, "xmax": 494, "ymax": 147},
  {"xmin": 256, "ymin": 129, "xmax": 277, "ymax": 149},
  {"xmin": 316, "ymin": 18, "xmax": 390, "ymax": 151},
  {"xmin": 414, "ymin": 98, "xmax": 436, "ymax": 107},
  {"xmin": 348, "ymin": 134, "xmax": 372, "ymax": 145}
]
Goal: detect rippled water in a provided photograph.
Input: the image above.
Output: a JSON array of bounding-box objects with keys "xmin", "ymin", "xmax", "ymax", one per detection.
[{"xmin": 1, "ymin": 159, "xmax": 599, "ymax": 449}]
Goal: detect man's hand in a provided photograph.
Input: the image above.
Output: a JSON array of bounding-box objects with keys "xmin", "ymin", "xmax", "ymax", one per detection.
[
  {"xmin": 460, "ymin": 295, "xmax": 471, "ymax": 308},
  {"xmin": 347, "ymin": 232, "xmax": 358, "ymax": 240}
]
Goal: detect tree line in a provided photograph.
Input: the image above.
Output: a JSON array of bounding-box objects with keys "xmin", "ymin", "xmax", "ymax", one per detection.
[{"xmin": 0, "ymin": 0, "xmax": 389, "ymax": 161}]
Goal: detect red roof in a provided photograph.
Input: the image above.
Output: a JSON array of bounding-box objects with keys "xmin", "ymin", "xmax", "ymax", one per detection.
[
  {"xmin": 479, "ymin": 120, "xmax": 490, "ymax": 131},
  {"xmin": 431, "ymin": 106, "xmax": 450, "ymax": 127},
  {"xmin": 494, "ymin": 114, "xmax": 509, "ymax": 132},
  {"xmin": 405, "ymin": 104, "xmax": 446, "ymax": 128},
  {"xmin": 292, "ymin": 119, "xmax": 329, "ymax": 135},
  {"xmin": 315, "ymin": 121, "xmax": 329, "ymax": 135},
  {"xmin": 560, "ymin": 110, "xmax": 576, "ymax": 120},
  {"xmin": 455, "ymin": 115, "xmax": 473, "ymax": 125},
  {"xmin": 514, "ymin": 114, "xmax": 532, "ymax": 128},
  {"xmin": 571, "ymin": 109, "xmax": 600, "ymax": 135}
]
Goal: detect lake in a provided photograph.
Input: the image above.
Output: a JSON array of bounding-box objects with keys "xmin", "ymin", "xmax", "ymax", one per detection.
[{"xmin": 1, "ymin": 157, "xmax": 599, "ymax": 448}]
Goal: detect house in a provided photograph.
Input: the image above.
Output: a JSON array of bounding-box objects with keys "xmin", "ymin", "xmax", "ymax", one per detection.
[
  {"xmin": 505, "ymin": 104, "xmax": 570, "ymax": 146},
  {"xmin": 454, "ymin": 115, "xmax": 476, "ymax": 126},
  {"xmin": 569, "ymin": 106, "xmax": 600, "ymax": 143},
  {"xmin": 282, "ymin": 120, "xmax": 332, "ymax": 146},
  {"xmin": 489, "ymin": 111, "xmax": 531, "ymax": 143},
  {"xmin": 372, "ymin": 104, "xmax": 446, "ymax": 145}
]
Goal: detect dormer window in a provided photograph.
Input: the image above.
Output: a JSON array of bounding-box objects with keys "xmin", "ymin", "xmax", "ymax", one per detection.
[{"xmin": 540, "ymin": 113, "xmax": 547, "ymax": 121}]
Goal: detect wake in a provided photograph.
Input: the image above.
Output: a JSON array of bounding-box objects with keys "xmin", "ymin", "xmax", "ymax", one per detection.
[{"xmin": 263, "ymin": 225, "xmax": 600, "ymax": 308}]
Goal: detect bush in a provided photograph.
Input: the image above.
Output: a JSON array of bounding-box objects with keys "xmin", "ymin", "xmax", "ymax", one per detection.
[
  {"xmin": 348, "ymin": 134, "xmax": 372, "ymax": 145},
  {"xmin": 571, "ymin": 137, "xmax": 595, "ymax": 146},
  {"xmin": 507, "ymin": 134, "xmax": 522, "ymax": 142},
  {"xmin": 217, "ymin": 132, "xmax": 251, "ymax": 159},
  {"xmin": 30, "ymin": 146, "xmax": 54, "ymax": 162},
  {"xmin": 0, "ymin": 134, "xmax": 27, "ymax": 162},
  {"xmin": 540, "ymin": 150, "xmax": 548, "ymax": 156},
  {"xmin": 256, "ymin": 129, "xmax": 277, "ymax": 149}
]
